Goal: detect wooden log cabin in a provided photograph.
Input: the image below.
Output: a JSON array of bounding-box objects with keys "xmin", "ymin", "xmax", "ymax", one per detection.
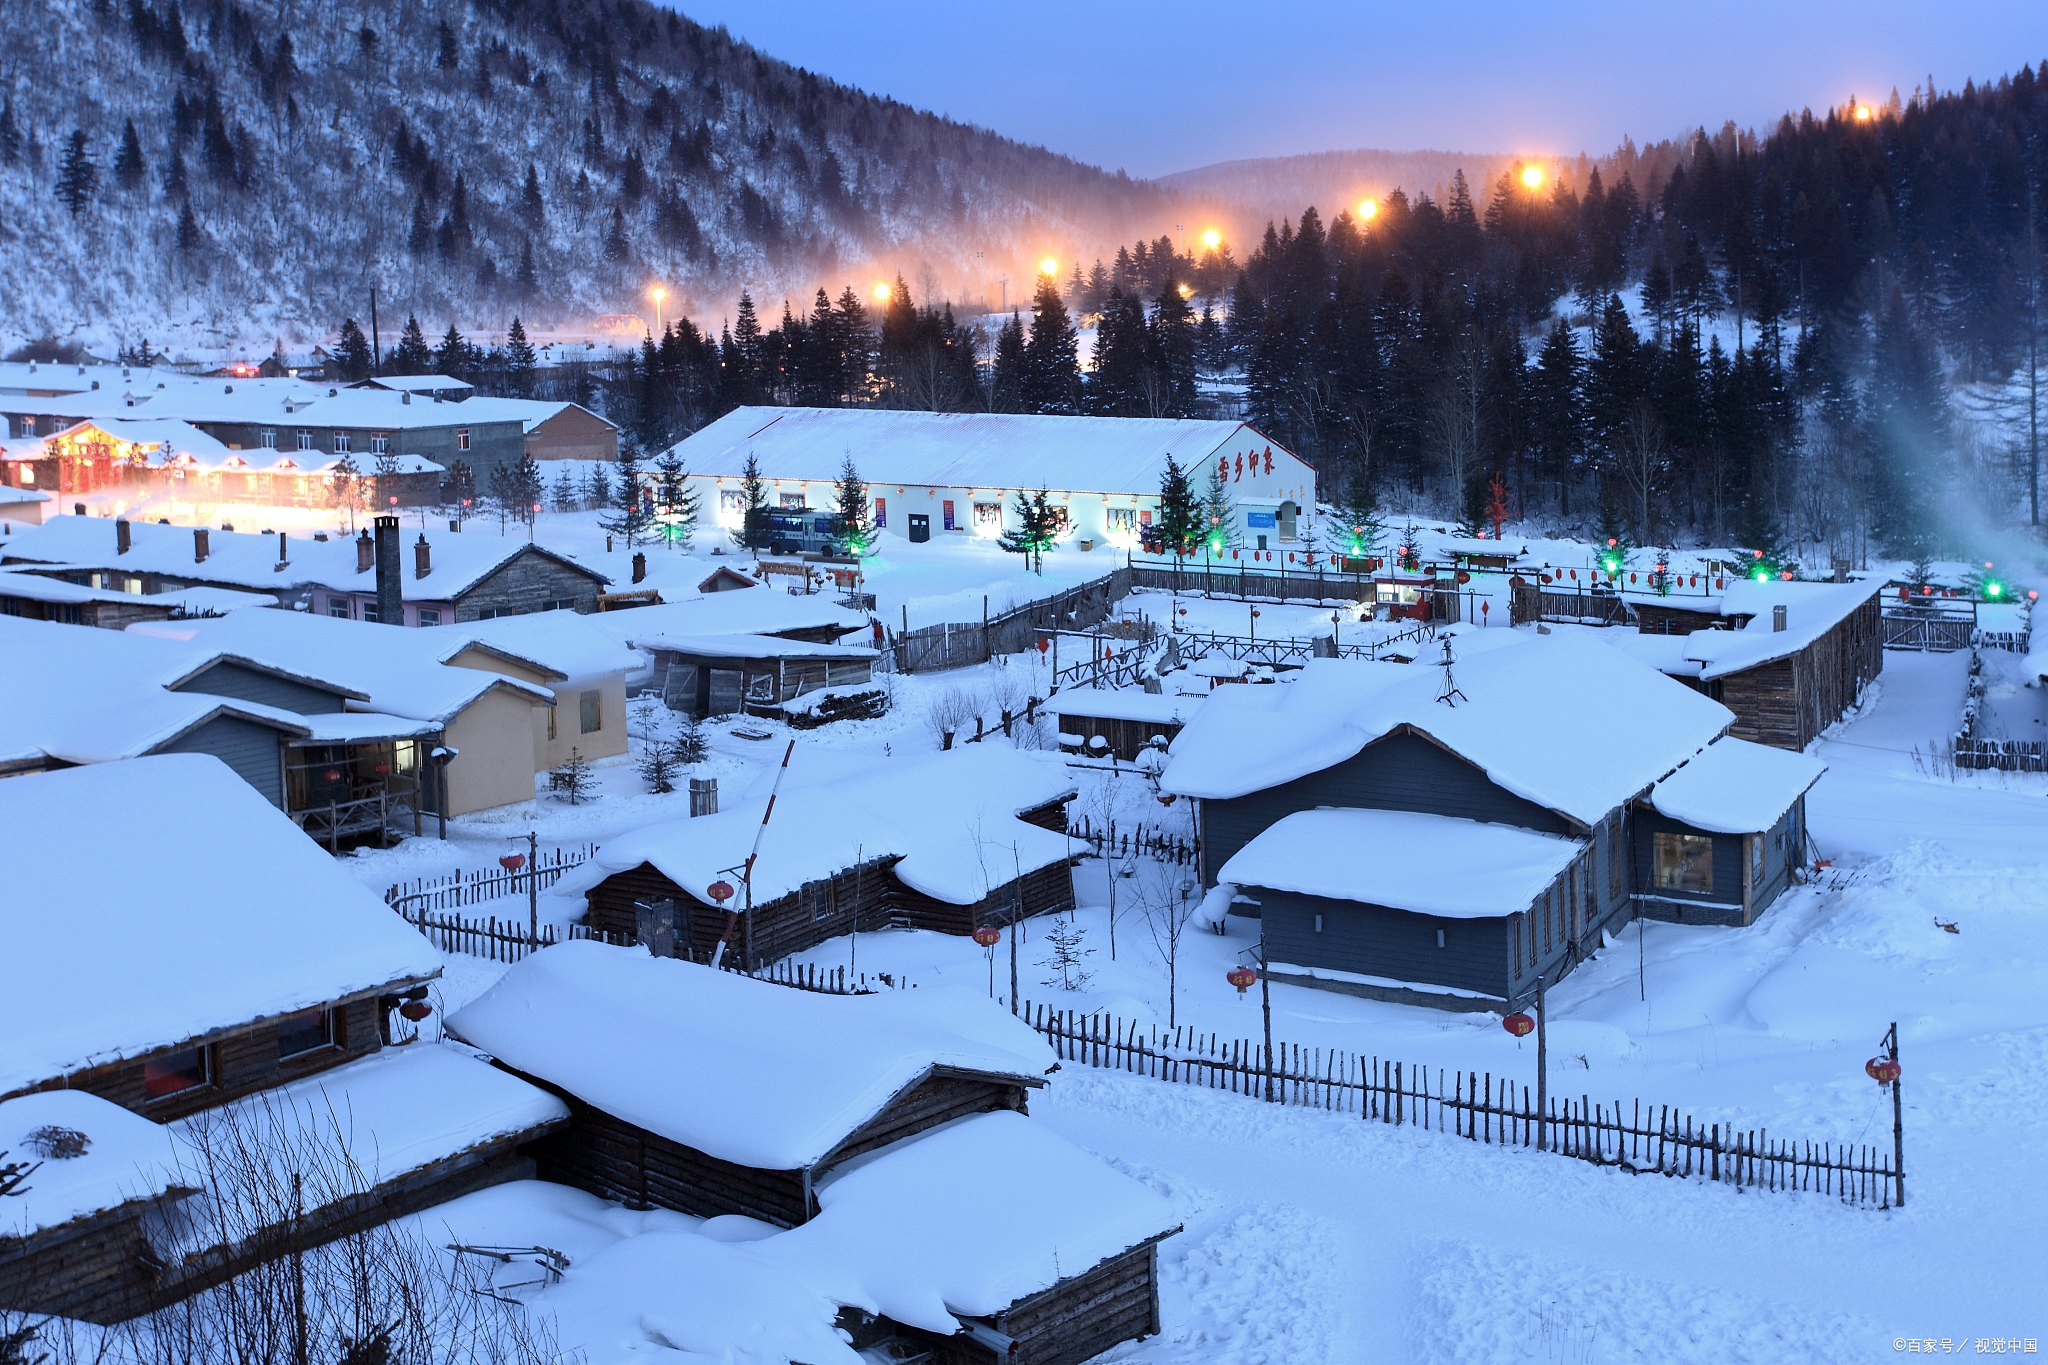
[
  {"xmin": 635, "ymin": 630, "xmax": 878, "ymax": 717},
  {"xmin": 1646, "ymin": 579, "xmax": 1886, "ymax": 751},
  {"xmin": 554, "ymin": 745, "xmax": 1078, "ymax": 968},
  {"xmin": 1048, "ymin": 688, "xmax": 1203, "ymax": 762},
  {"xmin": 0, "ymin": 756, "xmax": 566, "ymax": 1323},
  {"xmin": 1161, "ymin": 634, "xmax": 1737, "ymax": 1011},
  {"xmin": 1631, "ymin": 736, "xmax": 1826, "ymax": 926},
  {"xmin": 447, "ymin": 942, "xmax": 1055, "ymax": 1228}
]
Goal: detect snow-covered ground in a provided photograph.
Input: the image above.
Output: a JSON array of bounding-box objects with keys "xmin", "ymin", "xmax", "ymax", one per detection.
[{"xmin": 387, "ymin": 631, "xmax": 2047, "ymax": 1361}]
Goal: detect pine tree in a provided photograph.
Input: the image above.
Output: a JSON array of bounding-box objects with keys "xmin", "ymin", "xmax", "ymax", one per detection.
[
  {"xmin": 505, "ymin": 317, "xmax": 536, "ymax": 396},
  {"xmin": 989, "ymin": 312, "xmax": 1027, "ymax": 413},
  {"xmin": 1150, "ymin": 278, "xmax": 1199, "ymax": 416},
  {"xmin": 674, "ymin": 711, "xmax": 709, "ymax": 765},
  {"xmin": 0, "ymin": 100, "xmax": 19, "ymax": 166},
  {"xmin": 175, "ymin": 202, "xmax": 202, "ymax": 252},
  {"xmin": 998, "ymin": 488, "xmax": 1056, "ymax": 573},
  {"xmin": 653, "ymin": 449, "xmax": 699, "ymax": 547},
  {"xmin": 1154, "ymin": 454, "xmax": 1200, "ymax": 559},
  {"xmin": 1036, "ymin": 912, "xmax": 1094, "ymax": 991},
  {"xmin": 1200, "ymin": 461, "xmax": 1235, "ymax": 552},
  {"xmin": 550, "ymin": 747, "xmax": 593, "ymax": 804},
  {"xmin": 520, "ymin": 163, "xmax": 545, "ymax": 224},
  {"xmin": 407, "ymin": 196, "xmax": 433, "ymax": 256},
  {"xmin": 54, "ymin": 130, "xmax": 97, "ymax": 217},
  {"xmin": 435, "ymin": 322, "xmax": 473, "ymax": 378},
  {"xmin": 638, "ymin": 736, "xmax": 676, "ymax": 795},
  {"xmin": 434, "ymin": 19, "xmax": 458, "ymax": 71},
  {"xmin": 732, "ymin": 451, "xmax": 770, "ymax": 549},
  {"xmin": 834, "ymin": 454, "xmax": 871, "ymax": 556},
  {"xmin": 1334, "ymin": 473, "xmax": 1384, "ymax": 561},
  {"xmin": 334, "ymin": 318, "xmax": 373, "ymax": 381},
  {"xmin": 391, "ymin": 315, "xmax": 433, "ymax": 375},
  {"xmin": 113, "ymin": 119, "xmax": 145, "ymax": 189},
  {"xmin": 550, "ymin": 467, "xmax": 577, "ymax": 513},
  {"xmin": 601, "ymin": 205, "xmax": 628, "ymax": 264},
  {"xmin": 1021, "ymin": 275, "xmax": 1079, "ymax": 413},
  {"xmin": 599, "ymin": 443, "xmax": 654, "ymax": 548}
]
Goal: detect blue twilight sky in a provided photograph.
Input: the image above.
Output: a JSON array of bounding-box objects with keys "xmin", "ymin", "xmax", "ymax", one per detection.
[{"xmin": 665, "ymin": 0, "xmax": 2042, "ymax": 179}]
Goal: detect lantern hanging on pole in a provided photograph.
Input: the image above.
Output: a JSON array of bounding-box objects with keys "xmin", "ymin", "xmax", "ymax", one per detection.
[
  {"xmin": 399, "ymin": 1000, "xmax": 433, "ymax": 1022},
  {"xmin": 707, "ymin": 880, "xmax": 736, "ymax": 905},
  {"xmin": 1502, "ymin": 1012, "xmax": 1535, "ymax": 1037},
  {"xmin": 499, "ymin": 852, "xmax": 525, "ymax": 872},
  {"xmin": 972, "ymin": 924, "xmax": 1002, "ymax": 948},
  {"xmin": 1226, "ymin": 965, "xmax": 1258, "ymax": 997},
  {"xmin": 1865, "ymin": 1056, "xmax": 1901, "ymax": 1085}
]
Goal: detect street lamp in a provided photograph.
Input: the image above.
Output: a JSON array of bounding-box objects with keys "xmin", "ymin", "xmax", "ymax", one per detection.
[
  {"xmin": 1201, "ymin": 228, "xmax": 1221, "ymax": 250},
  {"xmin": 649, "ymin": 285, "xmax": 666, "ymax": 335},
  {"xmin": 1854, "ymin": 103, "xmax": 1874, "ymax": 122},
  {"xmin": 1357, "ymin": 197, "xmax": 1378, "ymax": 222},
  {"xmin": 1038, "ymin": 256, "xmax": 1059, "ymax": 277},
  {"xmin": 1521, "ymin": 165, "xmax": 1544, "ymax": 190}
]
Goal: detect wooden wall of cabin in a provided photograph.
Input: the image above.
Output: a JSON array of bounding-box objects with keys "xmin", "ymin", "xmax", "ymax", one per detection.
[
  {"xmin": 1255, "ymin": 887, "xmax": 1516, "ymax": 1001},
  {"xmin": 908, "ymin": 1241, "xmax": 1163, "ymax": 1365},
  {"xmin": 520, "ymin": 1087, "xmax": 813, "ymax": 1226},
  {"xmin": 1057, "ymin": 713, "xmax": 1184, "ymax": 762},
  {"xmin": 820, "ymin": 1072, "xmax": 1031, "ymax": 1170},
  {"xmin": 1714, "ymin": 657, "xmax": 1800, "ymax": 749},
  {"xmin": 19, "ymin": 995, "xmax": 384, "ymax": 1120}
]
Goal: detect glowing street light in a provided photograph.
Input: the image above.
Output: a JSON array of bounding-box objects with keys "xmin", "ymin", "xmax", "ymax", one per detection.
[
  {"xmin": 1854, "ymin": 104, "xmax": 1875, "ymax": 121},
  {"xmin": 872, "ymin": 282, "xmax": 892, "ymax": 302},
  {"xmin": 1039, "ymin": 256, "xmax": 1059, "ymax": 276},
  {"xmin": 1202, "ymin": 228, "xmax": 1221, "ymax": 250},
  {"xmin": 1521, "ymin": 164, "xmax": 1544, "ymax": 190},
  {"xmin": 649, "ymin": 285, "xmax": 666, "ymax": 335},
  {"xmin": 1358, "ymin": 197, "xmax": 1378, "ymax": 221}
]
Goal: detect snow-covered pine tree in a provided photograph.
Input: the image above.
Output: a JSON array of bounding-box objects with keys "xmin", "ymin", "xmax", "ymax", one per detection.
[
  {"xmin": 654, "ymin": 449, "xmax": 699, "ymax": 548},
  {"xmin": 638, "ymin": 736, "xmax": 676, "ymax": 794},
  {"xmin": 1201, "ymin": 461, "xmax": 1236, "ymax": 553},
  {"xmin": 1037, "ymin": 912, "xmax": 1094, "ymax": 991},
  {"xmin": 551, "ymin": 747, "xmax": 593, "ymax": 804},
  {"xmin": 732, "ymin": 452, "xmax": 770, "ymax": 549},
  {"xmin": 675, "ymin": 710, "xmax": 708, "ymax": 765},
  {"xmin": 834, "ymin": 454, "xmax": 870, "ymax": 556},
  {"xmin": 54, "ymin": 129, "xmax": 96, "ymax": 217},
  {"xmin": 599, "ymin": 443, "xmax": 655, "ymax": 548}
]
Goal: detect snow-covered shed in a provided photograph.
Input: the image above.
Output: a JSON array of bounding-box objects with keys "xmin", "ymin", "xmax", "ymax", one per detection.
[
  {"xmin": 670, "ymin": 406, "xmax": 1317, "ymax": 552},
  {"xmin": 423, "ymin": 611, "xmax": 640, "ymax": 768},
  {"xmin": 1163, "ymin": 632, "xmax": 1736, "ymax": 1008},
  {"xmin": 767, "ymin": 1110, "xmax": 1178, "ymax": 1364},
  {"xmin": 632, "ymin": 630, "xmax": 878, "ymax": 716},
  {"xmin": 1635, "ymin": 736, "xmax": 1827, "ymax": 925},
  {"xmin": 585, "ymin": 589, "xmax": 871, "ymax": 693},
  {"xmin": 0, "ymin": 482, "xmax": 51, "ymax": 527},
  {"xmin": 1047, "ymin": 687, "xmax": 1203, "ymax": 761},
  {"xmin": 447, "ymin": 942, "xmax": 1056, "ymax": 1227},
  {"xmin": 555, "ymin": 745, "xmax": 1077, "ymax": 966}
]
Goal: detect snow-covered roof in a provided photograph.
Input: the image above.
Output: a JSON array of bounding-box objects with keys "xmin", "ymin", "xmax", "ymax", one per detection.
[
  {"xmin": 167, "ymin": 1044, "xmax": 566, "ymax": 1199},
  {"xmin": 0, "ymin": 755, "xmax": 442, "ymax": 1095},
  {"xmin": 130, "ymin": 610, "xmax": 556, "ymax": 725},
  {"xmin": 549, "ymin": 745, "xmax": 1074, "ymax": 908},
  {"xmin": 0, "ymin": 615, "xmax": 316, "ymax": 765},
  {"xmin": 672, "ymin": 406, "xmax": 1314, "ymax": 498},
  {"xmin": 0, "ymin": 484, "xmax": 49, "ymax": 505},
  {"xmin": 765, "ymin": 1111, "xmax": 1180, "ymax": 1331},
  {"xmin": 350, "ymin": 374, "xmax": 475, "ymax": 396},
  {"xmin": 0, "ymin": 566, "xmax": 273, "ymax": 612},
  {"xmin": 1684, "ymin": 579, "xmax": 1888, "ymax": 679},
  {"xmin": 427, "ymin": 611, "xmax": 642, "ymax": 683},
  {"xmin": 583, "ymin": 590, "xmax": 869, "ymax": 644},
  {"xmin": 1, "ymin": 516, "xmax": 608, "ymax": 599},
  {"xmin": 1648, "ymin": 737, "xmax": 1827, "ymax": 834},
  {"xmin": 1161, "ymin": 631, "xmax": 1734, "ymax": 826},
  {"xmin": 1045, "ymin": 687, "xmax": 1203, "ymax": 726},
  {"xmin": 628, "ymin": 631, "xmax": 878, "ymax": 661},
  {"xmin": 0, "ymin": 1090, "xmax": 189, "ymax": 1239},
  {"xmin": 447, "ymin": 942, "xmax": 1055, "ymax": 1171},
  {"xmin": 1218, "ymin": 809, "xmax": 1583, "ymax": 918}
]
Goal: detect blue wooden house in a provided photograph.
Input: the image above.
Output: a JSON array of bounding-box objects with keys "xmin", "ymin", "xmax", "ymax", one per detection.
[{"xmin": 1161, "ymin": 632, "xmax": 1777, "ymax": 1011}]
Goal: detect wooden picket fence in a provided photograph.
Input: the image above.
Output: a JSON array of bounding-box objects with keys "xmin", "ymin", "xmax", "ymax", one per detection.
[
  {"xmin": 397, "ymin": 909, "xmax": 632, "ymax": 963},
  {"xmin": 384, "ymin": 843, "xmax": 598, "ymax": 916},
  {"xmin": 1065, "ymin": 813, "xmax": 1200, "ymax": 867},
  {"xmin": 1018, "ymin": 1004, "xmax": 1903, "ymax": 1207}
]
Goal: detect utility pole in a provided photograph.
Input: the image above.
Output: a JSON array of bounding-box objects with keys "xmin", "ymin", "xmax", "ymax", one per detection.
[
  {"xmin": 526, "ymin": 829, "xmax": 539, "ymax": 949},
  {"xmin": 1258, "ymin": 922, "xmax": 1274, "ymax": 1103},
  {"xmin": 1885, "ymin": 1021, "xmax": 1906, "ymax": 1206},
  {"xmin": 1535, "ymin": 973, "xmax": 1549, "ymax": 1150}
]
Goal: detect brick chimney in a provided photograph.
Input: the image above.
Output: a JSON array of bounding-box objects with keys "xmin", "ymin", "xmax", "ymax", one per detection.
[
  {"xmin": 193, "ymin": 528, "xmax": 209, "ymax": 563},
  {"xmin": 356, "ymin": 528, "xmax": 375, "ymax": 573},
  {"xmin": 374, "ymin": 515, "xmax": 403, "ymax": 626},
  {"xmin": 632, "ymin": 551, "xmax": 646, "ymax": 584},
  {"xmin": 276, "ymin": 531, "xmax": 289, "ymax": 568},
  {"xmin": 116, "ymin": 519, "xmax": 131, "ymax": 555},
  {"xmin": 415, "ymin": 533, "xmax": 431, "ymax": 579}
]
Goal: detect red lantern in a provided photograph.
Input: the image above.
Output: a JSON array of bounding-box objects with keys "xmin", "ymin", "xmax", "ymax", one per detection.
[
  {"xmin": 1037, "ymin": 637, "xmax": 1049, "ymax": 655},
  {"xmin": 1157, "ymin": 793, "xmax": 1177, "ymax": 806},
  {"xmin": 1226, "ymin": 965, "xmax": 1258, "ymax": 996},
  {"xmin": 499, "ymin": 853, "xmax": 526, "ymax": 872},
  {"xmin": 1716, "ymin": 577, "xmax": 1725, "ymax": 590},
  {"xmin": 1510, "ymin": 576, "xmax": 1525, "ymax": 588},
  {"xmin": 1502, "ymin": 1012, "xmax": 1535, "ymax": 1037},
  {"xmin": 374, "ymin": 762, "xmax": 390, "ymax": 776},
  {"xmin": 399, "ymin": 1000, "xmax": 433, "ymax": 1022},
  {"xmin": 1455, "ymin": 570, "xmax": 1471, "ymax": 584},
  {"xmin": 1569, "ymin": 569, "xmax": 1577, "ymax": 580},
  {"xmin": 1481, "ymin": 600, "xmax": 1490, "ymax": 617},
  {"xmin": 1865, "ymin": 1057, "xmax": 1901, "ymax": 1085},
  {"xmin": 707, "ymin": 880, "xmax": 736, "ymax": 904},
  {"xmin": 972, "ymin": 925, "xmax": 1002, "ymax": 948}
]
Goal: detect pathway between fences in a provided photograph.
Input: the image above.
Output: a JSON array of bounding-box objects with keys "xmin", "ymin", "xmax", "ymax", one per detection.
[{"xmin": 389, "ymin": 850, "xmax": 1899, "ymax": 1207}]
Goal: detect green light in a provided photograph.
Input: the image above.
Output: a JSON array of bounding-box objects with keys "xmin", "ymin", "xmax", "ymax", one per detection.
[
  {"xmin": 1986, "ymin": 582, "xmax": 2003, "ymax": 598},
  {"xmin": 1755, "ymin": 571, "xmax": 1770, "ymax": 582}
]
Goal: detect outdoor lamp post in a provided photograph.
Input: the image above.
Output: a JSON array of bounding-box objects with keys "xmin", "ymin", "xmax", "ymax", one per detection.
[{"xmin": 650, "ymin": 285, "xmax": 666, "ymax": 335}]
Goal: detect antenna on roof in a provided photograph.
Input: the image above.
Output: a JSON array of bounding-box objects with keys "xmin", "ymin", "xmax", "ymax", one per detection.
[{"xmin": 1434, "ymin": 636, "xmax": 1465, "ymax": 708}]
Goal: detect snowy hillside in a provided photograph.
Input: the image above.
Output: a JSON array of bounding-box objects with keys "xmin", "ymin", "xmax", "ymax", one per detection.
[{"xmin": 0, "ymin": 0, "xmax": 1185, "ymax": 356}]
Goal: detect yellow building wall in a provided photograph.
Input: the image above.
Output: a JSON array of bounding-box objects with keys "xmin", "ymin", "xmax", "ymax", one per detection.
[{"xmin": 442, "ymin": 687, "xmax": 550, "ymax": 815}]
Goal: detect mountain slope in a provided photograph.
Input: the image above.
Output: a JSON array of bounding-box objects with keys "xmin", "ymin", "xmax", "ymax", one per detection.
[{"xmin": 0, "ymin": 0, "xmax": 1183, "ymax": 355}]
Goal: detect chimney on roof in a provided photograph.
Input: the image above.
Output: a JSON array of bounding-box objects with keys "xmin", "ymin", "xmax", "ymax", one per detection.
[
  {"xmin": 402, "ymin": 392, "xmax": 412, "ymax": 405},
  {"xmin": 116, "ymin": 519, "xmax": 131, "ymax": 555},
  {"xmin": 374, "ymin": 515, "xmax": 403, "ymax": 626},
  {"xmin": 632, "ymin": 551, "xmax": 646, "ymax": 584},
  {"xmin": 415, "ymin": 533, "xmax": 431, "ymax": 579},
  {"xmin": 356, "ymin": 527, "xmax": 374, "ymax": 573},
  {"xmin": 277, "ymin": 531, "xmax": 289, "ymax": 568},
  {"xmin": 1773, "ymin": 604, "xmax": 1787, "ymax": 633},
  {"xmin": 193, "ymin": 528, "xmax": 210, "ymax": 563}
]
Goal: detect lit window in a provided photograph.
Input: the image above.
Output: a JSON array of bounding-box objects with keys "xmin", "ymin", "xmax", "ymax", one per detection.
[
  {"xmin": 333, "ymin": 433, "xmax": 351, "ymax": 454},
  {"xmin": 296, "ymin": 429, "xmax": 314, "ymax": 451},
  {"xmin": 1107, "ymin": 507, "xmax": 1136, "ymax": 534},
  {"xmin": 143, "ymin": 1045, "xmax": 211, "ymax": 1101},
  {"xmin": 579, "ymin": 689, "xmax": 601, "ymax": 734},
  {"xmin": 973, "ymin": 501, "xmax": 1003, "ymax": 530},
  {"xmin": 456, "ymin": 429, "xmax": 470, "ymax": 451},
  {"xmin": 277, "ymin": 1007, "xmax": 336, "ymax": 1059},
  {"xmin": 873, "ymin": 496, "xmax": 886, "ymax": 528},
  {"xmin": 1653, "ymin": 832, "xmax": 1714, "ymax": 893},
  {"xmin": 259, "ymin": 428, "xmax": 277, "ymax": 448},
  {"xmin": 779, "ymin": 492, "xmax": 805, "ymax": 509}
]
